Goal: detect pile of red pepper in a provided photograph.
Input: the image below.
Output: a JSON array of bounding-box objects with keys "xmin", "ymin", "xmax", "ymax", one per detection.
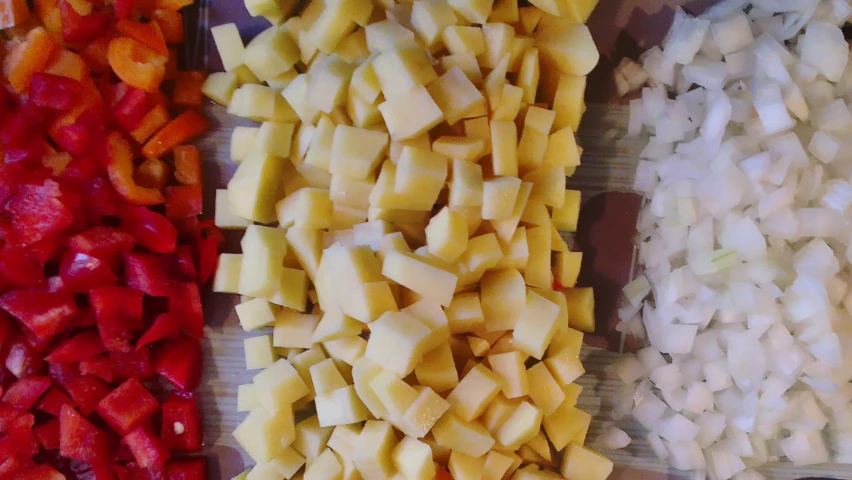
[{"xmin": 0, "ymin": 0, "xmax": 217, "ymax": 479}]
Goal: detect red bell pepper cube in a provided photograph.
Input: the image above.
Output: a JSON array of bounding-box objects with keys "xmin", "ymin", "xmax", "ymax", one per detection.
[
  {"xmin": 12, "ymin": 465, "xmax": 67, "ymax": 480},
  {"xmin": 60, "ymin": 405, "xmax": 110, "ymax": 462},
  {"xmin": 33, "ymin": 418, "xmax": 61, "ymax": 450},
  {"xmin": 45, "ymin": 331, "xmax": 106, "ymax": 363},
  {"xmin": 164, "ymin": 186, "xmax": 202, "ymax": 223},
  {"xmin": 60, "ymin": 2, "xmax": 111, "ymax": 43},
  {"xmin": 90, "ymin": 286, "xmax": 144, "ymax": 353},
  {"xmin": 123, "ymin": 425, "xmax": 171, "ymax": 468},
  {"xmin": 0, "ymin": 290, "xmax": 78, "ymax": 339},
  {"xmin": 0, "ymin": 246, "xmax": 45, "ymax": 288},
  {"xmin": 168, "ymin": 245, "xmax": 197, "ymax": 282},
  {"xmin": 0, "ymin": 102, "xmax": 48, "ymax": 149},
  {"xmin": 37, "ymin": 386, "xmax": 74, "ymax": 417},
  {"xmin": 136, "ymin": 312, "xmax": 180, "ymax": 348},
  {"xmin": 115, "ymin": 463, "xmax": 168, "ymax": 480},
  {"xmin": 124, "ymin": 252, "xmax": 173, "ymax": 297},
  {"xmin": 152, "ymin": 336, "xmax": 201, "ymax": 392},
  {"xmin": 141, "ymin": 110, "xmax": 210, "ymax": 159},
  {"xmin": 48, "ymin": 362, "xmax": 80, "ymax": 388},
  {"xmin": 6, "ymin": 179, "xmax": 75, "ymax": 247},
  {"xmin": 61, "ymin": 155, "xmax": 103, "ymax": 186},
  {"xmin": 110, "ymin": 346, "xmax": 154, "ymax": 380},
  {"xmin": 194, "ymin": 235, "xmax": 219, "ymax": 288},
  {"xmin": 97, "ymin": 378, "xmax": 160, "ymax": 435},
  {"xmin": 164, "ymin": 458, "xmax": 206, "ymax": 480},
  {"xmin": 160, "ymin": 393, "xmax": 201, "ymax": 452},
  {"xmin": 121, "ymin": 207, "xmax": 178, "ymax": 254},
  {"xmin": 0, "ymin": 453, "xmax": 32, "ymax": 480},
  {"xmin": 69, "ymin": 226, "xmax": 136, "ymax": 264},
  {"xmin": 5, "ymin": 339, "xmax": 44, "ymax": 379},
  {"xmin": 70, "ymin": 306, "xmax": 98, "ymax": 328},
  {"xmin": 168, "ymin": 282, "xmax": 203, "ymax": 338},
  {"xmin": 79, "ymin": 354, "xmax": 115, "ymax": 383},
  {"xmin": 64, "ymin": 375, "xmax": 111, "ymax": 415},
  {"xmin": 2, "ymin": 376, "xmax": 52, "ymax": 410},
  {"xmin": 113, "ymin": 88, "xmax": 152, "ymax": 132},
  {"xmin": 82, "ymin": 178, "xmax": 129, "ymax": 223},
  {"xmin": 114, "ymin": 0, "xmax": 135, "ymax": 19},
  {"xmin": 8, "ymin": 412, "xmax": 39, "ymax": 458},
  {"xmin": 58, "ymin": 251, "xmax": 119, "ymax": 292},
  {"xmin": 172, "ymin": 71, "xmax": 206, "ymax": 108},
  {"xmin": 30, "ymin": 73, "xmax": 83, "ymax": 110}
]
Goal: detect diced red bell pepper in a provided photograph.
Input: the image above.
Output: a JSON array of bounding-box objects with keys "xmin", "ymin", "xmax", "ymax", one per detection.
[
  {"xmin": 48, "ymin": 362, "xmax": 80, "ymax": 388},
  {"xmin": 69, "ymin": 226, "xmax": 137, "ymax": 264},
  {"xmin": 168, "ymin": 282, "xmax": 203, "ymax": 338},
  {"xmin": 0, "ymin": 453, "xmax": 32, "ymax": 480},
  {"xmin": 15, "ymin": 465, "xmax": 67, "ymax": 480},
  {"xmin": 59, "ymin": 405, "xmax": 110, "ymax": 462},
  {"xmin": 116, "ymin": 20, "xmax": 168, "ymax": 57},
  {"xmin": 37, "ymin": 386, "xmax": 74, "ymax": 417},
  {"xmin": 45, "ymin": 331, "xmax": 106, "ymax": 363},
  {"xmin": 60, "ymin": 2, "xmax": 111, "ymax": 43},
  {"xmin": 0, "ymin": 246, "xmax": 46, "ymax": 288},
  {"xmin": 109, "ymin": 346, "xmax": 153, "ymax": 380},
  {"xmin": 78, "ymin": 354, "xmax": 114, "ymax": 383},
  {"xmin": 194, "ymin": 236, "xmax": 219, "ymax": 287},
  {"xmin": 151, "ymin": 9, "xmax": 182, "ymax": 45},
  {"xmin": 172, "ymin": 71, "xmax": 205, "ymax": 108},
  {"xmin": 33, "ymin": 418, "xmax": 61, "ymax": 450},
  {"xmin": 96, "ymin": 378, "xmax": 159, "ymax": 435},
  {"xmin": 6, "ymin": 179, "xmax": 76, "ymax": 247},
  {"xmin": 82, "ymin": 178, "xmax": 128, "ymax": 223},
  {"xmin": 58, "ymin": 251, "xmax": 119, "ymax": 292},
  {"xmin": 61, "ymin": 156, "xmax": 103, "ymax": 186},
  {"xmin": 64, "ymin": 375, "xmax": 111, "ymax": 415},
  {"xmin": 90, "ymin": 286, "xmax": 144, "ymax": 353},
  {"xmin": 115, "ymin": 463, "xmax": 167, "ymax": 480},
  {"xmin": 30, "ymin": 73, "xmax": 83, "ymax": 110},
  {"xmin": 160, "ymin": 393, "xmax": 201, "ymax": 452},
  {"xmin": 164, "ymin": 186, "xmax": 202, "ymax": 222},
  {"xmin": 114, "ymin": 0, "xmax": 135, "ymax": 19},
  {"xmin": 4, "ymin": 339, "xmax": 44, "ymax": 378},
  {"xmin": 164, "ymin": 458, "xmax": 205, "ymax": 480},
  {"xmin": 141, "ymin": 110, "xmax": 210, "ymax": 159},
  {"xmin": 152, "ymin": 336, "xmax": 200, "ymax": 392},
  {"xmin": 0, "ymin": 102, "xmax": 48, "ymax": 149},
  {"xmin": 168, "ymin": 245, "xmax": 197, "ymax": 282},
  {"xmin": 4, "ymin": 141, "xmax": 50, "ymax": 170},
  {"xmin": 123, "ymin": 425, "xmax": 170, "ymax": 468},
  {"xmin": 2, "ymin": 376, "xmax": 52, "ymax": 410},
  {"xmin": 0, "ymin": 290, "xmax": 79, "ymax": 339},
  {"xmin": 105, "ymin": 132, "xmax": 165, "ymax": 207},
  {"xmin": 113, "ymin": 88, "xmax": 152, "ymax": 131},
  {"xmin": 131, "ymin": 104, "xmax": 170, "ymax": 144},
  {"xmin": 124, "ymin": 252, "xmax": 173, "ymax": 297},
  {"xmin": 136, "ymin": 312, "xmax": 180, "ymax": 348},
  {"xmin": 121, "ymin": 207, "xmax": 178, "ymax": 254},
  {"xmin": 8, "ymin": 412, "xmax": 39, "ymax": 458}
]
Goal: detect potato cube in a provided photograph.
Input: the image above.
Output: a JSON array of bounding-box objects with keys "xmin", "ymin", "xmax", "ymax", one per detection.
[
  {"xmin": 380, "ymin": 85, "xmax": 445, "ymax": 140},
  {"xmin": 513, "ymin": 291, "xmax": 560, "ymax": 360},
  {"xmin": 447, "ymin": 0, "xmax": 493, "ymax": 24},
  {"xmin": 373, "ymin": 45, "xmax": 438, "ymax": 100},
  {"xmin": 524, "ymin": 225, "xmax": 551, "ymax": 290},
  {"xmin": 564, "ymin": 287, "xmax": 594, "ymax": 332},
  {"xmin": 526, "ymin": 361, "xmax": 565, "ymax": 416},
  {"xmin": 517, "ymin": 130, "xmax": 549, "ymax": 173},
  {"xmin": 365, "ymin": 310, "xmax": 432, "ymax": 376},
  {"xmin": 228, "ymin": 151, "xmax": 285, "ymax": 224},
  {"xmin": 552, "ymin": 190, "xmax": 581, "ymax": 233},
  {"xmin": 483, "ymin": 450, "xmax": 516, "ymax": 480},
  {"xmin": 560, "ymin": 443, "xmax": 613, "ymax": 480},
  {"xmin": 497, "ymin": 401, "xmax": 542, "ymax": 448},
  {"xmin": 393, "ymin": 437, "xmax": 436, "ymax": 480},
  {"xmin": 449, "ymin": 451, "xmax": 485, "ymax": 480},
  {"xmin": 202, "ymin": 71, "xmax": 238, "ymax": 106},
  {"xmin": 489, "ymin": 351, "xmax": 528, "ymax": 399},
  {"xmin": 311, "ymin": 358, "xmax": 349, "ymax": 396},
  {"xmin": 432, "ymin": 136, "xmax": 486, "ymax": 162},
  {"xmin": 245, "ymin": 335, "xmax": 276, "ymax": 370},
  {"xmin": 523, "ymin": 166, "xmax": 566, "ymax": 208},
  {"xmin": 316, "ymin": 385, "xmax": 369, "ymax": 427},
  {"xmin": 272, "ymin": 311, "xmax": 320, "ymax": 350},
  {"xmin": 290, "ymin": 347, "xmax": 327, "ymax": 398},
  {"xmin": 481, "ymin": 268, "xmax": 526, "ymax": 331},
  {"xmin": 544, "ymin": 352, "xmax": 585, "ymax": 386},
  {"xmin": 302, "ymin": 114, "xmax": 336, "ymax": 171},
  {"xmin": 293, "ymin": 416, "xmax": 334, "ymax": 460},
  {"xmin": 410, "ymin": 0, "xmax": 457, "ymax": 47},
  {"xmin": 269, "ymin": 448, "xmax": 307, "ymax": 479},
  {"xmin": 402, "ymin": 299, "xmax": 451, "ymax": 352},
  {"xmin": 237, "ymin": 383, "xmax": 260, "ymax": 412},
  {"xmin": 244, "ymin": 26, "xmax": 300, "ymax": 81},
  {"xmin": 543, "ymin": 404, "xmax": 590, "ymax": 451},
  {"xmin": 230, "ymin": 126, "xmax": 259, "ymax": 163},
  {"xmin": 518, "ymin": 47, "xmax": 540, "ymax": 105},
  {"xmin": 521, "ymin": 199, "xmax": 549, "ymax": 227},
  {"xmin": 479, "ymin": 23, "xmax": 514, "ymax": 70},
  {"xmin": 350, "ymin": 58, "xmax": 382, "ymax": 104},
  {"xmin": 328, "ymin": 424, "xmax": 363, "ymax": 458},
  {"xmin": 369, "ymin": 368, "xmax": 419, "ymax": 419},
  {"xmin": 324, "ymin": 336, "xmax": 367, "ymax": 366},
  {"xmin": 282, "ymin": 74, "xmax": 322, "ymax": 125},
  {"xmin": 233, "ymin": 406, "xmax": 296, "ymax": 463},
  {"xmin": 393, "ymin": 146, "xmax": 448, "ymax": 200},
  {"xmin": 448, "ymin": 159, "xmax": 484, "ymax": 208},
  {"xmin": 311, "ymin": 310, "xmax": 362, "ymax": 344},
  {"xmin": 414, "ymin": 343, "xmax": 459, "ymax": 392},
  {"xmin": 212, "ymin": 23, "xmax": 247, "ymax": 72},
  {"xmin": 254, "ymin": 358, "xmax": 311, "ymax": 409},
  {"xmin": 353, "ymin": 421, "xmax": 398, "ymax": 479},
  {"xmin": 276, "ymin": 188, "xmax": 333, "ymax": 230},
  {"xmin": 329, "ymin": 125, "xmax": 389, "ymax": 180},
  {"xmin": 305, "ymin": 448, "xmax": 343, "ymax": 480},
  {"xmin": 307, "ymin": 56, "xmax": 355, "ymax": 114},
  {"xmin": 447, "ymin": 364, "xmax": 503, "ymax": 421},
  {"xmin": 482, "ymin": 177, "xmax": 522, "ymax": 221},
  {"xmin": 490, "ymin": 119, "xmax": 518, "ymax": 177},
  {"xmin": 442, "ymin": 26, "xmax": 485, "ymax": 56},
  {"xmin": 480, "ymin": 393, "xmax": 519, "ymax": 434},
  {"xmin": 308, "ymin": 0, "xmax": 357, "ymax": 54},
  {"xmin": 458, "ymin": 233, "xmax": 503, "ymax": 284},
  {"xmin": 284, "ymin": 229, "xmax": 322, "ymax": 283},
  {"xmin": 424, "ymin": 207, "xmax": 468, "ymax": 263},
  {"xmin": 237, "ymin": 298, "xmax": 280, "ymax": 332},
  {"xmin": 352, "ymin": 357, "xmax": 389, "ymax": 419},
  {"xmin": 467, "ymin": 336, "xmax": 490, "ymax": 357},
  {"xmin": 551, "ymin": 74, "xmax": 586, "ymax": 132},
  {"xmin": 365, "ymin": 19, "xmax": 416, "ymax": 53},
  {"xmin": 213, "ymin": 253, "xmax": 242, "ymax": 294},
  {"xmin": 427, "ymin": 66, "xmax": 485, "ymax": 125},
  {"xmin": 492, "ymin": 83, "xmax": 524, "ymax": 121},
  {"xmin": 264, "ymin": 268, "xmax": 308, "ymax": 311},
  {"xmin": 431, "ymin": 412, "xmax": 495, "ymax": 457},
  {"xmin": 537, "ymin": 24, "xmax": 598, "ymax": 77},
  {"xmin": 346, "ymin": 94, "xmax": 382, "ymax": 128},
  {"xmin": 547, "ymin": 327, "xmax": 583, "ymax": 358},
  {"xmin": 441, "ymin": 54, "xmax": 484, "ymax": 87},
  {"xmin": 554, "ymin": 251, "xmax": 582, "ymax": 288},
  {"xmin": 229, "ymin": 85, "xmax": 287, "ymax": 121}
]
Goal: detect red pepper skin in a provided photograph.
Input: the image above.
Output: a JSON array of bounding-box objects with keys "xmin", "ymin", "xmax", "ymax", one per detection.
[
  {"xmin": 136, "ymin": 312, "xmax": 180, "ymax": 348},
  {"xmin": 33, "ymin": 418, "xmax": 61, "ymax": 451},
  {"xmin": 60, "ymin": 2, "xmax": 111, "ymax": 43},
  {"xmin": 109, "ymin": 346, "xmax": 154, "ymax": 380},
  {"xmin": 0, "ymin": 290, "xmax": 78, "ymax": 339},
  {"xmin": 97, "ymin": 378, "xmax": 160, "ymax": 435},
  {"xmin": 79, "ymin": 354, "xmax": 115, "ymax": 383},
  {"xmin": 7, "ymin": 179, "xmax": 75, "ymax": 247},
  {"xmin": 169, "ymin": 282, "xmax": 202, "ymax": 338},
  {"xmin": 58, "ymin": 251, "xmax": 119, "ymax": 292},
  {"xmin": 36, "ymin": 386, "xmax": 74, "ymax": 417},
  {"xmin": 30, "ymin": 73, "xmax": 83, "ymax": 110},
  {"xmin": 152, "ymin": 335, "xmax": 200, "ymax": 392},
  {"xmin": 160, "ymin": 393, "xmax": 201, "ymax": 452},
  {"xmin": 123, "ymin": 425, "xmax": 170, "ymax": 468},
  {"xmin": 45, "ymin": 331, "xmax": 106, "ymax": 363},
  {"xmin": 124, "ymin": 252, "xmax": 173, "ymax": 296},
  {"xmin": 141, "ymin": 110, "xmax": 209, "ymax": 159},
  {"xmin": 164, "ymin": 458, "xmax": 206, "ymax": 480},
  {"xmin": 90, "ymin": 286, "xmax": 144, "ymax": 353},
  {"xmin": 164, "ymin": 186, "xmax": 202, "ymax": 222},
  {"xmin": 1, "ymin": 376, "xmax": 52, "ymax": 410},
  {"xmin": 69, "ymin": 226, "xmax": 137, "ymax": 266},
  {"xmin": 121, "ymin": 207, "xmax": 178, "ymax": 254},
  {"xmin": 0, "ymin": 246, "xmax": 46, "ymax": 288},
  {"xmin": 59, "ymin": 405, "xmax": 110, "ymax": 462},
  {"xmin": 4, "ymin": 339, "xmax": 43, "ymax": 378},
  {"xmin": 64, "ymin": 375, "xmax": 111, "ymax": 415}
]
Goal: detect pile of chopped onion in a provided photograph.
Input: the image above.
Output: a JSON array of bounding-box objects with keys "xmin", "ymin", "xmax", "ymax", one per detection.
[{"xmin": 613, "ymin": 1, "xmax": 852, "ymax": 478}]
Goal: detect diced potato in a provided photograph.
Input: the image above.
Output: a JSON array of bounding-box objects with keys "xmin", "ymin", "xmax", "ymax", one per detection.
[
  {"xmin": 303, "ymin": 114, "xmax": 335, "ymax": 172},
  {"xmin": 304, "ymin": 448, "xmax": 343, "ymax": 480},
  {"xmin": 523, "ymin": 166, "xmax": 566, "ymax": 209},
  {"xmin": 307, "ymin": 56, "xmax": 355, "ymax": 114},
  {"xmin": 203, "ymin": 71, "xmax": 239, "ymax": 106},
  {"xmin": 365, "ymin": 310, "xmax": 432, "ymax": 376},
  {"xmin": 544, "ymin": 351, "xmax": 585, "ymax": 386},
  {"xmin": 308, "ymin": 0, "xmax": 357, "ymax": 54},
  {"xmin": 310, "ymin": 358, "xmax": 349, "ymax": 396},
  {"xmin": 564, "ymin": 287, "xmax": 594, "ymax": 332},
  {"xmin": 547, "ymin": 326, "xmax": 583, "ymax": 358},
  {"xmin": 480, "ymin": 268, "xmax": 526, "ymax": 331},
  {"xmin": 350, "ymin": 58, "xmax": 382, "ymax": 103},
  {"xmin": 370, "ymin": 368, "xmax": 419, "ymax": 419},
  {"xmin": 293, "ymin": 416, "xmax": 334, "ymax": 460},
  {"xmin": 442, "ymin": 26, "xmax": 485, "ymax": 56},
  {"xmin": 327, "ymin": 424, "xmax": 363, "ymax": 458},
  {"xmin": 492, "ymin": 83, "xmax": 524, "ymax": 121},
  {"xmin": 447, "ymin": 364, "xmax": 502, "ymax": 421},
  {"xmin": 393, "ymin": 436, "xmax": 436, "ymax": 480},
  {"xmin": 480, "ymin": 393, "xmax": 519, "ymax": 434},
  {"xmin": 491, "ymin": 119, "xmax": 518, "ymax": 177},
  {"xmin": 312, "ymin": 310, "xmax": 362, "ymax": 343},
  {"xmin": 560, "ymin": 443, "xmax": 613, "ymax": 480},
  {"xmin": 285, "ymin": 228, "xmax": 322, "ymax": 282},
  {"xmin": 521, "ymin": 199, "xmax": 549, "ymax": 226},
  {"xmin": 233, "ymin": 406, "xmax": 296, "ymax": 463},
  {"xmin": 365, "ymin": 19, "xmax": 416, "ymax": 53},
  {"xmin": 373, "ymin": 45, "xmax": 438, "ymax": 100},
  {"xmin": 228, "ymin": 151, "xmax": 285, "ymax": 224},
  {"xmin": 379, "ymin": 85, "xmax": 445, "ymax": 140},
  {"xmin": 458, "ymin": 233, "xmax": 503, "ymax": 284},
  {"xmin": 552, "ymin": 189, "xmax": 581, "ymax": 233},
  {"xmin": 272, "ymin": 311, "xmax": 320, "ymax": 350},
  {"xmin": 383, "ymin": 250, "xmax": 458, "ymax": 306},
  {"xmin": 237, "ymin": 383, "xmax": 260, "ymax": 412},
  {"xmin": 245, "ymin": 0, "xmax": 293, "ymax": 22},
  {"xmin": 230, "ymin": 85, "xmax": 290, "ymax": 121},
  {"xmin": 346, "ymin": 94, "xmax": 383, "ymax": 128},
  {"xmin": 488, "ymin": 351, "xmax": 528, "ymax": 399},
  {"xmin": 537, "ymin": 24, "xmax": 598, "ymax": 77},
  {"xmin": 414, "ymin": 343, "xmax": 459, "ymax": 392},
  {"xmin": 554, "ymin": 251, "xmax": 582, "ymax": 288},
  {"xmin": 482, "ymin": 177, "xmax": 522, "ymax": 220},
  {"xmin": 230, "ymin": 126, "xmax": 259, "ymax": 163},
  {"xmin": 449, "ymin": 451, "xmax": 485, "ymax": 480},
  {"xmin": 441, "ymin": 53, "xmax": 484, "ymax": 86},
  {"xmin": 449, "ymin": 159, "xmax": 484, "ymax": 208},
  {"xmin": 497, "ymin": 401, "xmax": 542, "ymax": 448},
  {"xmin": 290, "ymin": 347, "xmax": 327, "ymax": 400},
  {"xmin": 244, "ymin": 25, "xmax": 300, "ymax": 81},
  {"xmin": 480, "ymin": 23, "xmax": 514, "ymax": 69},
  {"xmin": 255, "ymin": 122, "xmax": 295, "ymax": 160},
  {"xmin": 427, "ymin": 66, "xmax": 485, "ymax": 125},
  {"xmin": 524, "ymin": 225, "xmax": 551, "ymax": 290},
  {"xmin": 411, "ymin": 0, "xmax": 457, "ymax": 47},
  {"xmin": 551, "ymin": 74, "xmax": 586, "ymax": 132},
  {"xmin": 352, "ymin": 357, "xmax": 390, "ymax": 418},
  {"xmin": 214, "ymin": 253, "xmax": 242, "ymax": 294},
  {"xmin": 399, "ymin": 386, "xmax": 451, "ymax": 438},
  {"xmin": 431, "ymin": 412, "xmax": 495, "ymax": 457},
  {"xmin": 402, "ymin": 299, "xmax": 451, "ymax": 352},
  {"xmin": 432, "ymin": 136, "xmax": 486, "ymax": 162},
  {"xmin": 276, "ymin": 188, "xmax": 333, "ymax": 230},
  {"xmin": 526, "ymin": 431, "xmax": 552, "ymax": 462},
  {"xmin": 245, "ymin": 335, "xmax": 276, "ymax": 370},
  {"xmin": 316, "ymin": 385, "xmax": 369, "ymax": 426},
  {"xmin": 526, "ymin": 361, "xmax": 565, "ymax": 416},
  {"xmin": 484, "ymin": 54, "xmax": 509, "ymax": 107},
  {"xmin": 490, "ymin": 181, "xmax": 532, "ymax": 242},
  {"xmin": 497, "ymin": 226, "xmax": 528, "ymax": 270},
  {"xmin": 324, "ymin": 336, "xmax": 367, "ymax": 365},
  {"xmin": 269, "ymin": 448, "xmax": 307, "ymax": 479},
  {"xmin": 329, "ymin": 125, "xmax": 389, "ymax": 180},
  {"xmin": 212, "ymin": 23, "xmax": 248, "ymax": 72},
  {"xmin": 518, "ymin": 47, "xmax": 540, "ymax": 105},
  {"xmin": 238, "ymin": 225, "xmax": 287, "ymax": 299},
  {"xmin": 254, "ymin": 358, "xmax": 311, "ymax": 409},
  {"xmin": 513, "ymin": 290, "xmax": 560, "ymax": 359},
  {"xmin": 264, "ymin": 267, "xmax": 308, "ymax": 311},
  {"xmin": 353, "ymin": 421, "xmax": 398, "ymax": 479},
  {"xmin": 517, "ymin": 6, "xmax": 543, "ymax": 33},
  {"xmin": 483, "ymin": 450, "xmax": 516, "ymax": 480},
  {"xmin": 543, "ymin": 404, "xmax": 591, "ymax": 451},
  {"xmin": 236, "ymin": 298, "xmax": 280, "ymax": 332},
  {"xmin": 342, "ymin": 281, "xmax": 400, "ymax": 324},
  {"xmin": 425, "ymin": 207, "xmax": 468, "ymax": 263}
]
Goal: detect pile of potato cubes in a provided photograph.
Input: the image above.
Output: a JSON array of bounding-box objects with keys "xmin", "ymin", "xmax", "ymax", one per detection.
[{"xmin": 203, "ymin": 0, "xmax": 609, "ymax": 477}]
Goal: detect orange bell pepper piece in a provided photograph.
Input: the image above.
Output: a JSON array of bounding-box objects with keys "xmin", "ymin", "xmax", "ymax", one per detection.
[
  {"xmin": 131, "ymin": 103, "xmax": 170, "ymax": 143},
  {"xmin": 116, "ymin": 19, "xmax": 168, "ymax": 56},
  {"xmin": 107, "ymin": 36, "xmax": 167, "ymax": 93},
  {"xmin": 44, "ymin": 48, "xmax": 89, "ymax": 81},
  {"xmin": 156, "ymin": 0, "xmax": 192, "ymax": 10},
  {"xmin": 164, "ymin": 47, "xmax": 178, "ymax": 81},
  {"xmin": 34, "ymin": 0, "xmax": 62, "ymax": 35},
  {"xmin": 173, "ymin": 145, "xmax": 201, "ymax": 186},
  {"xmin": 173, "ymin": 71, "xmax": 206, "ymax": 107},
  {"xmin": 135, "ymin": 157, "xmax": 169, "ymax": 190},
  {"xmin": 142, "ymin": 110, "xmax": 210, "ymax": 159},
  {"xmin": 151, "ymin": 9, "xmax": 183, "ymax": 44},
  {"xmin": 0, "ymin": 0, "xmax": 30, "ymax": 29},
  {"xmin": 106, "ymin": 132, "xmax": 165, "ymax": 206},
  {"xmin": 4, "ymin": 27, "xmax": 58, "ymax": 92},
  {"xmin": 81, "ymin": 35, "xmax": 113, "ymax": 75}
]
